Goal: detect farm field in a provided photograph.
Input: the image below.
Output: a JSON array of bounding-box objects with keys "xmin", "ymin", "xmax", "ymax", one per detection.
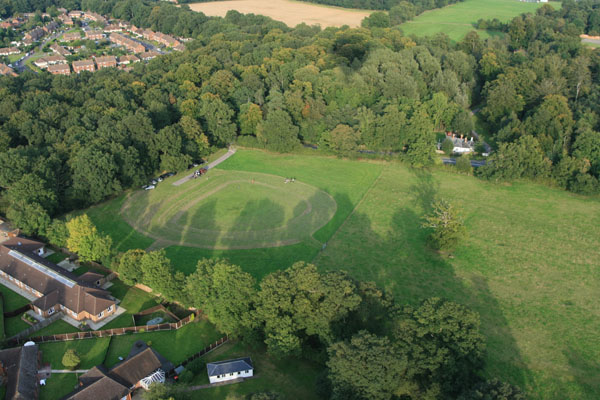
[
  {"xmin": 188, "ymin": 0, "xmax": 374, "ymax": 28},
  {"xmin": 80, "ymin": 149, "xmax": 600, "ymax": 399},
  {"xmin": 400, "ymin": 0, "xmax": 556, "ymax": 41}
]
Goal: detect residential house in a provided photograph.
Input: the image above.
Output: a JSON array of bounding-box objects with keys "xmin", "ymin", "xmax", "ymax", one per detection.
[
  {"xmin": 82, "ymin": 11, "xmax": 107, "ymax": 25},
  {"xmin": 109, "ymin": 33, "xmax": 146, "ymax": 54},
  {"xmin": 23, "ymin": 27, "xmax": 45, "ymax": 44},
  {"xmin": 62, "ymin": 32, "xmax": 82, "ymax": 41},
  {"xmin": 63, "ymin": 341, "xmax": 174, "ymax": 400},
  {"xmin": 0, "ymin": 237, "xmax": 116, "ymax": 322},
  {"xmin": 0, "ymin": 343, "xmax": 41, "ymax": 400},
  {"xmin": 72, "ymin": 59, "xmax": 95, "ymax": 73},
  {"xmin": 68, "ymin": 11, "xmax": 84, "ymax": 19},
  {"xmin": 58, "ymin": 14, "xmax": 73, "ymax": 25},
  {"xmin": 206, "ymin": 358, "xmax": 253, "ymax": 384},
  {"xmin": 47, "ymin": 63, "xmax": 71, "ymax": 75},
  {"xmin": 140, "ymin": 51, "xmax": 160, "ymax": 61},
  {"xmin": 34, "ymin": 54, "xmax": 67, "ymax": 69},
  {"xmin": 153, "ymin": 32, "xmax": 180, "ymax": 47},
  {"xmin": 43, "ymin": 21, "xmax": 60, "ymax": 33},
  {"xmin": 118, "ymin": 54, "xmax": 140, "ymax": 65},
  {"xmin": 95, "ymin": 55, "xmax": 117, "ymax": 69},
  {"xmin": 0, "ymin": 47, "xmax": 20, "ymax": 56},
  {"xmin": 0, "ymin": 21, "xmax": 13, "ymax": 29},
  {"xmin": 50, "ymin": 43, "xmax": 71, "ymax": 56},
  {"xmin": 173, "ymin": 44, "xmax": 186, "ymax": 52},
  {"xmin": 85, "ymin": 30, "xmax": 104, "ymax": 41},
  {"xmin": 0, "ymin": 63, "xmax": 16, "ymax": 77},
  {"xmin": 103, "ymin": 24, "xmax": 122, "ymax": 33}
]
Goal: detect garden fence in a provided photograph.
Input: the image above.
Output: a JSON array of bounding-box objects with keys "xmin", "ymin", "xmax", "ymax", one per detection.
[
  {"xmin": 9, "ymin": 311, "xmax": 200, "ymax": 346},
  {"xmin": 179, "ymin": 336, "xmax": 229, "ymax": 367}
]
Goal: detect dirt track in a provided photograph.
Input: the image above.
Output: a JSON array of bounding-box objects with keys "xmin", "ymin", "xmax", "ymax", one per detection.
[{"xmin": 188, "ymin": 0, "xmax": 373, "ymax": 28}]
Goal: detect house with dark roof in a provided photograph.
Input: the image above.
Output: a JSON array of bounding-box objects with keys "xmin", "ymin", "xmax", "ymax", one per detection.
[
  {"xmin": 63, "ymin": 341, "xmax": 173, "ymax": 400},
  {"xmin": 0, "ymin": 237, "xmax": 116, "ymax": 323},
  {"xmin": 206, "ymin": 357, "xmax": 253, "ymax": 384},
  {"xmin": 0, "ymin": 342, "xmax": 41, "ymax": 400}
]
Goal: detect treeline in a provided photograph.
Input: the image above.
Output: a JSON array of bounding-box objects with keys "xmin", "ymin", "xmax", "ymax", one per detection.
[
  {"xmin": 1, "ymin": 0, "xmax": 600, "ymax": 240},
  {"xmin": 112, "ymin": 247, "xmax": 524, "ymax": 400}
]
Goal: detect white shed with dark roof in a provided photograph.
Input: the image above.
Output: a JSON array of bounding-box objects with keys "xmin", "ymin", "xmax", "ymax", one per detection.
[{"xmin": 206, "ymin": 357, "xmax": 253, "ymax": 384}]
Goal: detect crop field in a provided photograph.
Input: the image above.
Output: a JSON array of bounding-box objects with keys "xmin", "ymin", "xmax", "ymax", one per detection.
[
  {"xmin": 400, "ymin": 0, "xmax": 555, "ymax": 41},
  {"xmin": 83, "ymin": 149, "xmax": 600, "ymax": 399},
  {"xmin": 188, "ymin": 0, "xmax": 374, "ymax": 28}
]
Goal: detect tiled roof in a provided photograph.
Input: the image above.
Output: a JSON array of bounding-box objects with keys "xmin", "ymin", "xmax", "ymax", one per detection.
[{"xmin": 207, "ymin": 357, "xmax": 253, "ymax": 377}]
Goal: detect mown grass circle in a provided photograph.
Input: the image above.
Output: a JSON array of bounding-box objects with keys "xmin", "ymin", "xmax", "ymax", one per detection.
[{"xmin": 120, "ymin": 169, "xmax": 337, "ymax": 249}]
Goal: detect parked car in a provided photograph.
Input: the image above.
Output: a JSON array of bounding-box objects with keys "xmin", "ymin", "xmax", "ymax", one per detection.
[
  {"xmin": 151, "ymin": 179, "xmax": 157, "ymax": 185},
  {"xmin": 144, "ymin": 185, "xmax": 155, "ymax": 190}
]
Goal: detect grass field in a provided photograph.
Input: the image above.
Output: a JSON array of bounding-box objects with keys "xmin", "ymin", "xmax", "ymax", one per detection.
[
  {"xmin": 400, "ymin": 0, "xmax": 556, "ymax": 41},
  {"xmin": 315, "ymin": 164, "xmax": 600, "ymax": 400},
  {"xmin": 78, "ymin": 149, "xmax": 599, "ymax": 399},
  {"xmin": 188, "ymin": 0, "xmax": 373, "ymax": 28},
  {"xmin": 121, "ymin": 169, "xmax": 337, "ymax": 249}
]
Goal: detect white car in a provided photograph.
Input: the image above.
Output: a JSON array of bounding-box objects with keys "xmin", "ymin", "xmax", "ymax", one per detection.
[{"xmin": 144, "ymin": 185, "xmax": 155, "ymax": 190}]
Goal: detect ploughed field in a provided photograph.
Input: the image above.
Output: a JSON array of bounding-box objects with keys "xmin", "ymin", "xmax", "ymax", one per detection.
[
  {"xmin": 188, "ymin": 0, "xmax": 374, "ymax": 28},
  {"xmin": 84, "ymin": 149, "xmax": 600, "ymax": 399}
]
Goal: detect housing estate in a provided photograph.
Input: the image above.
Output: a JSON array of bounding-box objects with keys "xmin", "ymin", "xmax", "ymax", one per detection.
[
  {"xmin": 62, "ymin": 32, "xmax": 82, "ymax": 41},
  {"xmin": 109, "ymin": 33, "xmax": 146, "ymax": 54},
  {"xmin": 64, "ymin": 341, "xmax": 173, "ymax": 400},
  {"xmin": 0, "ymin": 237, "xmax": 116, "ymax": 323},
  {"xmin": 0, "ymin": 342, "xmax": 41, "ymax": 400},
  {"xmin": 85, "ymin": 30, "xmax": 105, "ymax": 41},
  {"xmin": 50, "ymin": 43, "xmax": 71, "ymax": 56},
  {"xmin": 140, "ymin": 51, "xmax": 160, "ymax": 61},
  {"xmin": 34, "ymin": 54, "xmax": 67, "ymax": 69},
  {"xmin": 206, "ymin": 357, "xmax": 253, "ymax": 384},
  {"xmin": 0, "ymin": 47, "xmax": 20, "ymax": 56}
]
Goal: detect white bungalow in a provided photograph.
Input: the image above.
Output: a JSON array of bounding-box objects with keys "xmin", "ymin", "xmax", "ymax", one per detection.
[{"xmin": 206, "ymin": 357, "xmax": 253, "ymax": 384}]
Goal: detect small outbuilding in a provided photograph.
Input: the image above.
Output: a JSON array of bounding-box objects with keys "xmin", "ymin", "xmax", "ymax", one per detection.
[{"xmin": 206, "ymin": 357, "xmax": 253, "ymax": 384}]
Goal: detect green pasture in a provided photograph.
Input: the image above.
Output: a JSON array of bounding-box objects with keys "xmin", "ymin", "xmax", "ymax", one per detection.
[
  {"xmin": 315, "ymin": 164, "xmax": 600, "ymax": 400},
  {"xmin": 400, "ymin": 0, "xmax": 558, "ymax": 41}
]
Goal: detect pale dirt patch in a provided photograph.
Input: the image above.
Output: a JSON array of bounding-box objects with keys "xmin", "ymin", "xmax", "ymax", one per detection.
[{"xmin": 188, "ymin": 0, "xmax": 374, "ymax": 28}]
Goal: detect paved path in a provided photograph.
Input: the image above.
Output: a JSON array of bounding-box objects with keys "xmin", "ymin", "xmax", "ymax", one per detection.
[
  {"xmin": 173, "ymin": 147, "xmax": 237, "ymax": 186},
  {"xmin": 50, "ymin": 369, "xmax": 90, "ymax": 373}
]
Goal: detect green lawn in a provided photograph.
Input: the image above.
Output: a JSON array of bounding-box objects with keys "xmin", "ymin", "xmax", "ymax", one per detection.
[
  {"xmin": 0, "ymin": 284, "xmax": 33, "ymax": 337},
  {"xmin": 45, "ymin": 252, "xmax": 69, "ymax": 264},
  {"xmin": 400, "ymin": 0, "xmax": 557, "ymax": 41},
  {"xmin": 315, "ymin": 164, "xmax": 600, "ymax": 400},
  {"xmin": 101, "ymin": 279, "xmax": 158, "ymax": 330},
  {"xmin": 39, "ymin": 373, "xmax": 78, "ymax": 400},
  {"xmin": 187, "ymin": 341, "xmax": 320, "ymax": 400},
  {"xmin": 103, "ymin": 318, "xmax": 224, "ymax": 367},
  {"xmin": 30, "ymin": 320, "xmax": 79, "ymax": 338},
  {"xmin": 39, "ymin": 337, "xmax": 112, "ymax": 369}
]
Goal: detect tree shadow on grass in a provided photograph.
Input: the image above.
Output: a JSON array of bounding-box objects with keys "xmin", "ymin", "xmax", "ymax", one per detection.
[
  {"xmin": 562, "ymin": 346, "xmax": 600, "ymax": 399},
  {"xmin": 316, "ymin": 169, "xmax": 532, "ymax": 392}
]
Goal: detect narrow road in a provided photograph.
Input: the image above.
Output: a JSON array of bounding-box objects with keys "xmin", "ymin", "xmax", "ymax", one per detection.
[
  {"xmin": 50, "ymin": 369, "xmax": 90, "ymax": 373},
  {"xmin": 442, "ymin": 158, "xmax": 486, "ymax": 167},
  {"xmin": 172, "ymin": 147, "xmax": 237, "ymax": 186}
]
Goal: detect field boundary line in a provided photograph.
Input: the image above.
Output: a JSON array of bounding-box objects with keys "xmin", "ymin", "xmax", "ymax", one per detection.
[{"xmin": 312, "ymin": 165, "xmax": 385, "ymax": 262}]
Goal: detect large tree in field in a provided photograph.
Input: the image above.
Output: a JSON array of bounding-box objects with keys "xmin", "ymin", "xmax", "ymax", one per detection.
[
  {"xmin": 421, "ymin": 199, "xmax": 468, "ymax": 252},
  {"xmin": 185, "ymin": 259, "xmax": 256, "ymax": 336},
  {"xmin": 139, "ymin": 250, "xmax": 183, "ymax": 302},
  {"xmin": 66, "ymin": 215, "xmax": 112, "ymax": 263},
  {"xmin": 254, "ymin": 262, "xmax": 361, "ymax": 358}
]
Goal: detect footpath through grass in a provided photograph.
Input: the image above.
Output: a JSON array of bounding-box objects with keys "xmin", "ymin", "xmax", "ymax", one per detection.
[
  {"xmin": 316, "ymin": 164, "xmax": 600, "ymax": 400},
  {"xmin": 400, "ymin": 0, "xmax": 555, "ymax": 41}
]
